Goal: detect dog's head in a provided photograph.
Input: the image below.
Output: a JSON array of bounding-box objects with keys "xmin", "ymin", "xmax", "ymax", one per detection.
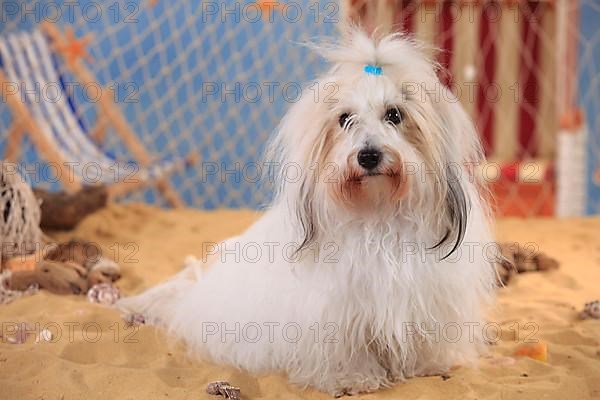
[{"xmin": 266, "ymin": 30, "xmax": 486, "ymax": 257}]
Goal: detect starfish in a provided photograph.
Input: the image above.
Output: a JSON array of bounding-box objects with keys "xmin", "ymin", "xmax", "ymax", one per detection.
[
  {"xmin": 255, "ymin": 0, "xmax": 283, "ymax": 20},
  {"xmin": 54, "ymin": 27, "xmax": 93, "ymax": 68}
]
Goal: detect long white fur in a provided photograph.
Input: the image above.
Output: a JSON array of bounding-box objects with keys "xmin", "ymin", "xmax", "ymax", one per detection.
[{"xmin": 117, "ymin": 29, "xmax": 496, "ymax": 396}]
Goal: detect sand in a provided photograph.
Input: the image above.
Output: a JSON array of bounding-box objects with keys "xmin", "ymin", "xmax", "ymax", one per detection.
[{"xmin": 1, "ymin": 203, "xmax": 599, "ymax": 400}]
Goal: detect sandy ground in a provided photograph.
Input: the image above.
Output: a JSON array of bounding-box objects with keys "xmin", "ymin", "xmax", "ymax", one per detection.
[{"xmin": 1, "ymin": 203, "xmax": 599, "ymax": 400}]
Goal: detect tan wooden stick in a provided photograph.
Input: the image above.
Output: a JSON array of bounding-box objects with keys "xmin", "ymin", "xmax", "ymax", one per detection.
[
  {"xmin": 107, "ymin": 152, "xmax": 197, "ymax": 203},
  {"xmin": 0, "ymin": 69, "xmax": 81, "ymax": 192},
  {"xmin": 90, "ymin": 111, "xmax": 108, "ymax": 145},
  {"xmin": 42, "ymin": 22, "xmax": 152, "ymax": 164},
  {"xmin": 4, "ymin": 120, "xmax": 25, "ymax": 162},
  {"xmin": 41, "ymin": 21, "xmax": 188, "ymax": 207},
  {"xmin": 157, "ymin": 179, "xmax": 185, "ymax": 208}
]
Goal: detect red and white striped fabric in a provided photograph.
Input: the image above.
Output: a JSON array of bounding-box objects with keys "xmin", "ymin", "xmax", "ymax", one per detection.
[
  {"xmin": 477, "ymin": 159, "xmax": 554, "ymax": 184},
  {"xmin": 345, "ymin": 0, "xmax": 559, "ymax": 167}
]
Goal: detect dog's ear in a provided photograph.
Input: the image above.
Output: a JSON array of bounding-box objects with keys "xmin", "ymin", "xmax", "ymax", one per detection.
[
  {"xmin": 429, "ymin": 165, "xmax": 469, "ymax": 260},
  {"xmin": 291, "ymin": 179, "xmax": 317, "ymax": 254},
  {"xmin": 427, "ymin": 90, "xmax": 482, "ymax": 261},
  {"xmin": 263, "ymin": 89, "xmax": 328, "ymax": 256}
]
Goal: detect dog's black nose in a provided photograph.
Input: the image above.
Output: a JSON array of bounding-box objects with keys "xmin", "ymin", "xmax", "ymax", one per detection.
[{"xmin": 357, "ymin": 148, "xmax": 381, "ymax": 170}]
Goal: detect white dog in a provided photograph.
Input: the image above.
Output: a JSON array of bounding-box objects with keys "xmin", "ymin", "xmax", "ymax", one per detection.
[{"xmin": 118, "ymin": 30, "xmax": 496, "ymax": 396}]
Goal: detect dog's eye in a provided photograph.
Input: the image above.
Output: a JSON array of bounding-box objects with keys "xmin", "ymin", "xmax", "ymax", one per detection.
[
  {"xmin": 384, "ymin": 107, "xmax": 402, "ymax": 125},
  {"xmin": 339, "ymin": 113, "xmax": 352, "ymax": 129}
]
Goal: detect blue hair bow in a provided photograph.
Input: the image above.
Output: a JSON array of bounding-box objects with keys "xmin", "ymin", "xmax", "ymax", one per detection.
[{"xmin": 364, "ymin": 64, "xmax": 382, "ymax": 76}]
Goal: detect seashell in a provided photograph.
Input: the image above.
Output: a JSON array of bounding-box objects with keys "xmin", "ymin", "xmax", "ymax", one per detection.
[
  {"xmin": 87, "ymin": 283, "xmax": 121, "ymax": 305},
  {"xmin": 580, "ymin": 300, "xmax": 600, "ymax": 320},
  {"xmin": 514, "ymin": 341, "xmax": 548, "ymax": 362},
  {"xmin": 35, "ymin": 329, "xmax": 53, "ymax": 343},
  {"xmin": 6, "ymin": 322, "xmax": 30, "ymax": 344},
  {"xmin": 123, "ymin": 313, "xmax": 146, "ymax": 327},
  {"xmin": 206, "ymin": 381, "xmax": 230, "ymax": 395},
  {"xmin": 0, "ymin": 271, "xmax": 38, "ymax": 305},
  {"xmin": 206, "ymin": 381, "xmax": 241, "ymax": 400}
]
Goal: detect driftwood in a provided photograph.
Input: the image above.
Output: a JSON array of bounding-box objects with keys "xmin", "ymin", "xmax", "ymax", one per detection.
[
  {"xmin": 9, "ymin": 260, "xmax": 88, "ymax": 295},
  {"xmin": 33, "ymin": 186, "xmax": 108, "ymax": 230},
  {"xmin": 496, "ymin": 242, "xmax": 560, "ymax": 285},
  {"xmin": 6, "ymin": 239, "xmax": 121, "ymax": 295}
]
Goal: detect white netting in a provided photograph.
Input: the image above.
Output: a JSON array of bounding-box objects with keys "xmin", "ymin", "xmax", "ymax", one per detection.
[
  {"xmin": 1, "ymin": 0, "xmax": 599, "ymax": 215},
  {"xmin": 0, "ymin": 0, "xmax": 338, "ymax": 207}
]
